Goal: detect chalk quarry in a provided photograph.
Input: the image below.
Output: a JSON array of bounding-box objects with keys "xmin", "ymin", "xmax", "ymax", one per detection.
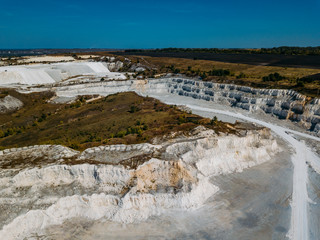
[
  {"xmin": 45, "ymin": 77, "xmax": 320, "ymax": 136},
  {"xmin": 0, "ymin": 60, "xmax": 319, "ymax": 240},
  {"xmin": 0, "ymin": 127, "xmax": 280, "ymax": 239}
]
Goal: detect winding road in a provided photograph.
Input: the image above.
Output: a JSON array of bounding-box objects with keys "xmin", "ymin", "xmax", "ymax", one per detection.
[
  {"xmin": 16, "ymin": 78, "xmax": 320, "ymax": 239},
  {"xmin": 170, "ymin": 104, "xmax": 320, "ymax": 240}
]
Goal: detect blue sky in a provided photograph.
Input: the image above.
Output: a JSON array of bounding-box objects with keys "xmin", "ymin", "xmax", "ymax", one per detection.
[{"xmin": 0, "ymin": 0, "xmax": 319, "ymax": 49}]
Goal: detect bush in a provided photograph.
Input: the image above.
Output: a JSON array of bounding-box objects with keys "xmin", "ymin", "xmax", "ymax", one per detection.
[
  {"xmin": 69, "ymin": 143, "xmax": 80, "ymax": 150},
  {"xmin": 137, "ymin": 129, "xmax": 143, "ymax": 137},
  {"xmin": 262, "ymin": 72, "xmax": 285, "ymax": 82},
  {"xmin": 201, "ymin": 72, "xmax": 207, "ymax": 79},
  {"xmin": 208, "ymin": 69, "xmax": 230, "ymax": 76},
  {"xmin": 116, "ymin": 130, "xmax": 126, "ymax": 138},
  {"xmin": 178, "ymin": 114, "xmax": 187, "ymax": 124},
  {"xmin": 129, "ymin": 105, "xmax": 140, "ymax": 113},
  {"xmin": 210, "ymin": 116, "xmax": 218, "ymax": 125},
  {"xmin": 174, "ymin": 68, "xmax": 180, "ymax": 74},
  {"xmin": 295, "ymin": 81, "xmax": 305, "ymax": 88},
  {"xmin": 236, "ymin": 72, "xmax": 246, "ymax": 79}
]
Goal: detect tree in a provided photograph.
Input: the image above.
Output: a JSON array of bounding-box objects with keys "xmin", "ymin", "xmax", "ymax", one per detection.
[{"xmin": 210, "ymin": 116, "xmax": 218, "ymax": 125}]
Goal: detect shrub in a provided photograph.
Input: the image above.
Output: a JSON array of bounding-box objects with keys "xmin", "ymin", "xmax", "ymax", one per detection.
[
  {"xmin": 236, "ymin": 72, "xmax": 246, "ymax": 79},
  {"xmin": 129, "ymin": 105, "xmax": 140, "ymax": 113},
  {"xmin": 69, "ymin": 143, "xmax": 80, "ymax": 150},
  {"xmin": 295, "ymin": 81, "xmax": 305, "ymax": 88},
  {"xmin": 137, "ymin": 129, "xmax": 143, "ymax": 137},
  {"xmin": 116, "ymin": 130, "xmax": 126, "ymax": 138},
  {"xmin": 208, "ymin": 69, "xmax": 230, "ymax": 76},
  {"xmin": 210, "ymin": 116, "xmax": 218, "ymax": 125},
  {"xmin": 262, "ymin": 72, "xmax": 285, "ymax": 82}
]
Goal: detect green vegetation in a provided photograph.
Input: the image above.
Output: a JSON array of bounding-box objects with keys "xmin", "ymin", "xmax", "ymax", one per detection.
[
  {"xmin": 210, "ymin": 116, "xmax": 218, "ymax": 126},
  {"xmin": 208, "ymin": 68, "xmax": 231, "ymax": 77},
  {"xmin": 262, "ymin": 72, "xmax": 285, "ymax": 82},
  {"xmin": 0, "ymin": 90, "xmax": 234, "ymax": 151},
  {"xmin": 236, "ymin": 72, "xmax": 246, "ymax": 79}
]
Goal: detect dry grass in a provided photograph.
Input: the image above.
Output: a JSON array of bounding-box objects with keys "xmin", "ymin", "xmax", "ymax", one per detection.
[
  {"xmin": 131, "ymin": 56, "xmax": 319, "ymax": 97},
  {"xmin": 141, "ymin": 56, "xmax": 319, "ymax": 79},
  {"xmin": 0, "ymin": 90, "xmax": 235, "ymax": 151}
]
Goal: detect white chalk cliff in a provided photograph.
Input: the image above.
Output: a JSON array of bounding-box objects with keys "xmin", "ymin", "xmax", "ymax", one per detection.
[{"xmin": 0, "ymin": 127, "xmax": 280, "ymax": 239}]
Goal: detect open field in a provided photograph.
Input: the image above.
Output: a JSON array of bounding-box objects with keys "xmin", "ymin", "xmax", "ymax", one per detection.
[
  {"xmin": 113, "ymin": 51, "xmax": 320, "ymax": 69},
  {"xmin": 116, "ymin": 55, "xmax": 320, "ymax": 97}
]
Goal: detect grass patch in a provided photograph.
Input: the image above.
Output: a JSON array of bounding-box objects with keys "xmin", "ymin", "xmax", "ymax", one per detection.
[{"xmin": 0, "ymin": 90, "xmax": 234, "ymax": 151}]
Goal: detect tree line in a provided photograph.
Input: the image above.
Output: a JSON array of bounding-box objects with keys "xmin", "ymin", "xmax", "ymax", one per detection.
[{"xmin": 124, "ymin": 47, "xmax": 320, "ymax": 56}]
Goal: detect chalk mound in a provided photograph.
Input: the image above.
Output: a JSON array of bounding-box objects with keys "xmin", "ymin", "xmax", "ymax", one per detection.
[
  {"xmin": 0, "ymin": 95, "xmax": 23, "ymax": 113},
  {"xmin": 0, "ymin": 62, "xmax": 110, "ymax": 86}
]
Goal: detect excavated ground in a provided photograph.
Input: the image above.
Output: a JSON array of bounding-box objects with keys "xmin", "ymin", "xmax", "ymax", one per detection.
[
  {"xmin": 0, "ymin": 63, "xmax": 319, "ymax": 240},
  {"xmin": 34, "ymin": 136, "xmax": 292, "ymax": 240},
  {"xmin": 0, "ymin": 126, "xmax": 283, "ymax": 240}
]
